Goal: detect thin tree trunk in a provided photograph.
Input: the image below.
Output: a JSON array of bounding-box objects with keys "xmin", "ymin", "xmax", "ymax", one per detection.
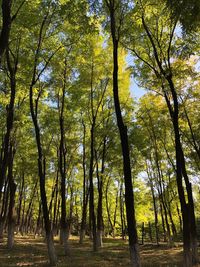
[
  {"xmin": 159, "ymin": 200, "xmax": 166, "ymax": 242},
  {"xmin": 19, "ymin": 186, "xmax": 26, "ymax": 236},
  {"xmin": 146, "ymin": 163, "xmax": 159, "ymax": 244},
  {"xmin": 7, "ymin": 145, "xmax": 17, "ymax": 249},
  {"xmin": 58, "ymin": 58, "xmax": 70, "ymax": 255},
  {"xmin": 112, "ymin": 191, "xmax": 118, "ymax": 238},
  {"xmin": 176, "ymin": 203, "xmax": 182, "ymax": 233},
  {"xmin": 168, "ymin": 201, "xmax": 177, "ymax": 237},
  {"xmin": 96, "ymin": 141, "xmax": 106, "ymax": 248},
  {"xmin": 24, "ymin": 181, "xmax": 38, "ymax": 234},
  {"xmin": 16, "ymin": 172, "xmax": 24, "ymax": 232},
  {"xmin": 183, "ymin": 104, "xmax": 200, "ymax": 160},
  {"xmin": 55, "ymin": 198, "xmax": 60, "ymax": 236},
  {"xmin": 48, "ymin": 175, "xmax": 58, "ymax": 224},
  {"xmin": 66, "ymin": 187, "xmax": 73, "ymax": 240},
  {"xmin": 79, "ymin": 119, "xmax": 89, "ymax": 244},
  {"xmin": 35, "ymin": 202, "xmax": 42, "ymax": 237},
  {"xmin": 0, "ymin": 178, "xmax": 9, "ymax": 242},
  {"xmin": 52, "ymin": 167, "xmax": 59, "ymax": 235},
  {"xmin": 120, "ymin": 181, "xmax": 125, "ymax": 240},
  {"xmin": 105, "ymin": 177, "xmax": 113, "ymax": 235}
]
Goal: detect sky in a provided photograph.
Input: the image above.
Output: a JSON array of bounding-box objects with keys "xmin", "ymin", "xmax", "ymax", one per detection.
[
  {"xmin": 126, "ymin": 53, "xmax": 147, "ymax": 100},
  {"xmin": 130, "ymin": 76, "xmax": 146, "ymax": 100}
]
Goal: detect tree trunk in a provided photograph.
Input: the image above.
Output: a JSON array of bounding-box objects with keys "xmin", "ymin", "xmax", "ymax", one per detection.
[
  {"xmin": 34, "ymin": 202, "xmax": 42, "ymax": 237},
  {"xmin": 24, "ymin": 181, "xmax": 37, "ymax": 234},
  {"xmin": 54, "ymin": 198, "xmax": 60, "ymax": 236},
  {"xmin": 96, "ymin": 139, "xmax": 106, "ymax": 248},
  {"xmin": 112, "ymin": 192, "xmax": 118, "ymax": 238},
  {"xmin": 0, "ymin": 178, "xmax": 9, "ymax": 242},
  {"xmin": 46, "ymin": 232, "xmax": 57, "ymax": 266},
  {"xmin": 146, "ymin": 164, "xmax": 159, "ymax": 245},
  {"xmin": 16, "ymin": 172, "xmax": 24, "ymax": 232},
  {"xmin": 159, "ymin": 200, "xmax": 166, "ymax": 242},
  {"xmin": 168, "ymin": 202, "xmax": 177, "ymax": 237},
  {"xmin": 48, "ymin": 175, "xmax": 58, "ymax": 224},
  {"xmin": 52, "ymin": 169, "xmax": 59, "ymax": 236},
  {"xmin": 58, "ymin": 70, "xmax": 70, "ymax": 255},
  {"xmin": 79, "ymin": 192, "xmax": 89, "ymax": 244},
  {"xmin": 29, "ymin": 15, "xmax": 57, "ymax": 265},
  {"xmin": 105, "ymin": 177, "xmax": 113, "ymax": 236},
  {"xmin": 0, "ymin": 219, "xmax": 5, "ymax": 243},
  {"xmin": 89, "ymin": 124, "xmax": 97, "ymax": 251},
  {"xmin": 166, "ymin": 77, "xmax": 198, "ymax": 265},
  {"xmin": 120, "ymin": 181, "xmax": 125, "ymax": 240},
  {"xmin": 0, "ymin": 0, "xmax": 12, "ymax": 63},
  {"xmin": 108, "ymin": 3, "xmax": 140, "ymax": 266},
  {"xmin": 30, "ymin": 85, "xmax": 57, "ymax": 265},
  {"xmin": 0, "ymin": 48, "xmax": 16, "ymax": 201},
  {"xmin": 176, "ymin": 203, "xmax": 182, "ymax": 233},
  {"xmin": 141, "ymin": 16, "xmax": 198, "ymax": 265},
  {"xmin": 79, "ymin": 119, "xmax": 89, "ymax": 244},
  {"xmin": 30, "ymin": 111, "xmax": 57, "ymax": 265},
  {"xmin": 7, "ymin": 145, "xmax": 17, "ymax": 249},
  {"xmin": 19, "ymin": 186, "xmax": 26, "ymax": 236}
]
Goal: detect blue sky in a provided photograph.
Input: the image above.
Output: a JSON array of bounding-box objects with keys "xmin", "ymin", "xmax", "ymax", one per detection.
[
  {"xmin": 126, "ymin": 53, "xmax": 146, "ymax": 100},
  {"xmin": 130, "ymin": 76, "xmax": 146, "ymax": 100}
]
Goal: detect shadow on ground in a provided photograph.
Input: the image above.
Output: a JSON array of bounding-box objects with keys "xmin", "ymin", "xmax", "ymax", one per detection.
[{"xmin": 0, "ymin": 235, "xmax": 198, "ymax": 267}]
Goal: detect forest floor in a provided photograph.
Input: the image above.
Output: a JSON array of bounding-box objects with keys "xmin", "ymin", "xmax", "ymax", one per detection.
[{"xmin": 0, "ymin": 235, "xmax": 199, "ymax": 267}]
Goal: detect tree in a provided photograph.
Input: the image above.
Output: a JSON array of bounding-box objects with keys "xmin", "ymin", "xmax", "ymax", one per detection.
[
  {"xmin": 166, "ymin": 0, "xmax": 200, "ymax": 32},
  {"xmin": 0, "ymin": 0, "xmax": 12, "ymax": 63},
  {"xmin": 28, "ymin": 5, "xmax": 60, "ymax": 265},
  {"xmin": 104, "ymin": 1, "xmax": 141, "ymax": 266},
  {"xmin": 124, "ymin": 0, "xmax": 199, "ymax": 265}
]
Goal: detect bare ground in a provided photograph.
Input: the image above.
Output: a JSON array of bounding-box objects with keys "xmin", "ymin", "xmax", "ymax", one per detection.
[{"xmin": 0, "ymin": 235, "xmax": 199, "ymax": 267}]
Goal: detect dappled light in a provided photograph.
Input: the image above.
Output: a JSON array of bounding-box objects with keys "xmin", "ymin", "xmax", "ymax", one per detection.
[
  {"xmin": 0, "ymin": 0, "xmax": 200, "ymax": 266},
  {"xmin": 0, "ymin": 235, "xmax": 191, "ymax": 266}
]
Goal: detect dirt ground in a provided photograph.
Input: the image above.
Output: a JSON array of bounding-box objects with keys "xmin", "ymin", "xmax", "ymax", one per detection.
[{"xmin": 0, "ymin": 235, "xmax": 199, "ymax": 267}]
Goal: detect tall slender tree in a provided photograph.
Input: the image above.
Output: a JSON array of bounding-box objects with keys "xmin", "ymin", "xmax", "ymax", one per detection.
[{"xmin": 104, "ymin": 1, "xmax": 140, "ymax": 266}]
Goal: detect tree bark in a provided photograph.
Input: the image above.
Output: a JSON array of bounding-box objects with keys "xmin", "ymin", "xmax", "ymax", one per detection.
[
  {"xmin": 34, "ymin": 202, "xmax": 42, "ymax": 237},
  {"xmin": 96, "ymin": 139, "xmax": 106, "ymax": 248},
  {"xmin": 80, "ymin": 125, "xmax": 86, "ymax": 243},
  {"xmin": 141, "ymin": 16, "xmax": 198, "ymax": 264},
  {"xmin": 0, "ymin": 178, "xmax": 9, "ymax": 242},
  {"xmin": 79, "ymin": 119, "xmax": 89, "ymax": 244},
  {"xmin": 58, "ymin": 60, "xmax": 70, "ymax": 255},
  {"xmin": 89, "ymin": 123, "xmax": 97, "ymax": 251},
  {"xmin": 29, "ymin": 14, "xmax": 57, "ymax": 265},
  {"xmin": 146, "ymin": 163, "xmax": 159, "ymax": 244},
  {"xmin": 16, "ymin": 172, "xmax": 24, "ymax": 231},
  {"xmin": 119, "ymin": 181, "xmax": 125, "ymax": 240},
  {"xmin": 7, "ymin": 145, "xmax": 17, "ymax": 249},
  {"xmin": 0, "ymin": 48, "xmax": 17, "ymax": 200},
  {"xmin": 107, "ymin": 2, "xmax": 140, "ymax": 266},
  {"xmin": 0, "ymin": 0, "xmax": 12, "ymax": 63},
  {"xmin": 105, "ymin": 176, "xmax": 113, "ymax": 236},
  {"xmin": 166, "ymin": 77, "xmax": 198, "ymax": 265}
]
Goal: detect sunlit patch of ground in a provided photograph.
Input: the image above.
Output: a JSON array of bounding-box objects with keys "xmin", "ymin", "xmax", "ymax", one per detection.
[{"xmin": 0, "ymin": 235, "xmax": 199, "ymax": 266}]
